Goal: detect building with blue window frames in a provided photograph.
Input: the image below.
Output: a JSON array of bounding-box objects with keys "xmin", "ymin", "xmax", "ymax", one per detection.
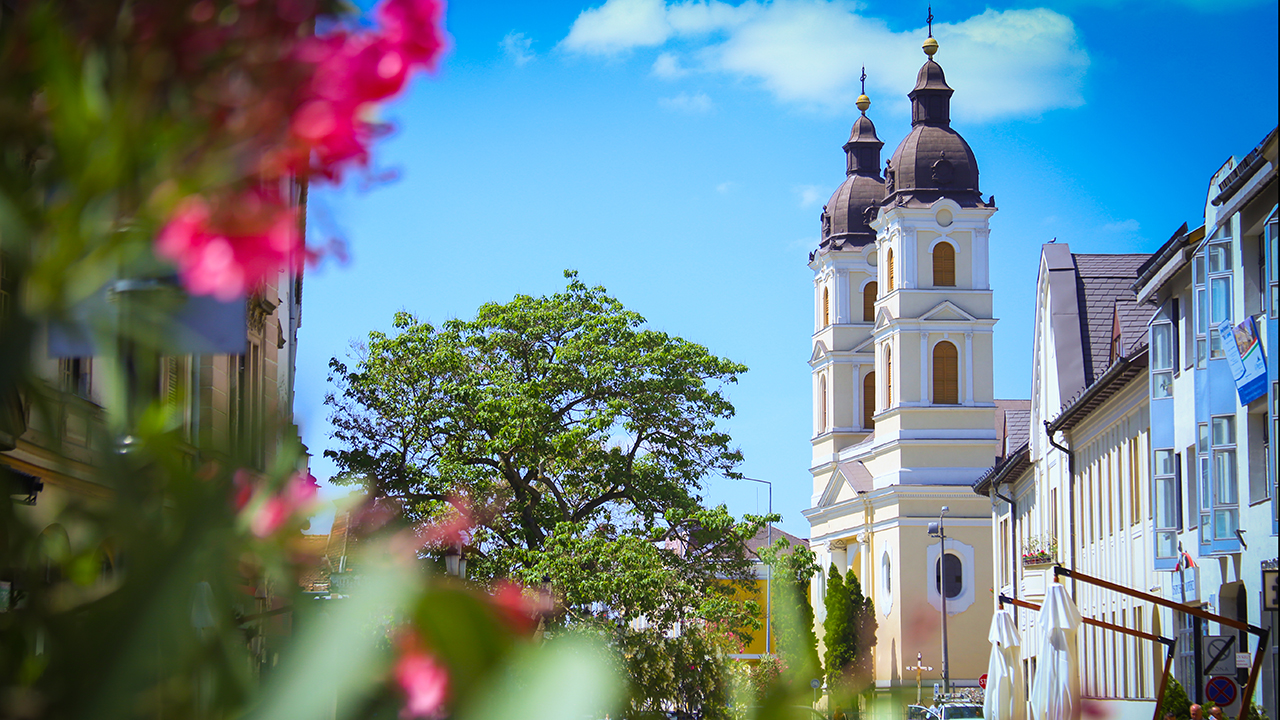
[{"xmin": 1133, "ymin": 127, "xmax": 1277, "ymax": 718}]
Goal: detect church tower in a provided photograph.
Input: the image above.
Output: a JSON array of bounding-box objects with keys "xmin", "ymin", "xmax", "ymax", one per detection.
[
  {"xmin": 865, "ymin": 32, "xmax": 999, "ymax": 487},
  {"xmin": 805, "ymin": 32, "xmax": 999, "ymax": 700}
]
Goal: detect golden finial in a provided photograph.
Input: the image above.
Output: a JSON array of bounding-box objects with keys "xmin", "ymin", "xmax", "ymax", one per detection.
[
  {"xmin": 856, "ymin": 66, "xmax": 870, "ymax": 113},
  {"xmin": 923, "ymin": 6, "xmax": 938, "ymax": 56}
]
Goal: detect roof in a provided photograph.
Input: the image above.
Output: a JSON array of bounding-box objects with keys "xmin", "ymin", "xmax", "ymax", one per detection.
[
  {"xmin": 745, "ymin": 524, "xmax": 810, "ymax": 558},
  {"xmin": 1071, "ymin": 254, "xmax": 1152, "ymax": 384},
  {"xmin": 1048, "ymin": 344, "xmax": 1149, "ymax": 435},
  {"xmin": 993, "ymin": 399, "xmax": 1031, "ymax": 458},
  {"xmin": 1113, "ymin": 298, "xmax": 1155, "ymax": 360}
]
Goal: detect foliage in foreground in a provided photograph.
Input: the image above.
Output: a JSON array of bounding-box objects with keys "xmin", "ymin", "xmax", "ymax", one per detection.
[{"xmin": 823, "ymin": 564, "xmax": 877, "ymax": 715}]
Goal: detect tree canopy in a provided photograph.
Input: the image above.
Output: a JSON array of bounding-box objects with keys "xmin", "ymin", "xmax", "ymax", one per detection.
[
  {"xmin": 823, "ymin": 564, "xmax": 878, "ymax": 713},
  {"xmin": 325, "ymin": 272, "xmax": 765, "ymax": 631}
]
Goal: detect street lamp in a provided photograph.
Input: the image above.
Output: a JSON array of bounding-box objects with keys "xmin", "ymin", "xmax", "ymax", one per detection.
[
  {"xmin": 739, "ymin": 476, "xmax": 773, "ymax": 655},
  {"xmin": 444, "ymin": 542, "xmax": 466, "ymax": 578},
  {"xmin": 927, "ymin": 505, "xmax": 951, "ymax": 695}
]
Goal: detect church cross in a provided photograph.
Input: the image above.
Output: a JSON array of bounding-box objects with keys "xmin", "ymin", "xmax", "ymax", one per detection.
[
  {"xmin": 905, "ymin": 652, "xmax": 934, "ymax": 705},
  {"xmin": 860, "ymin": 66, "xmax": 867, "ymax": 95},
  {"xmin": 927, "ymin": 6, "xmax": 934, "ymax": 38}
]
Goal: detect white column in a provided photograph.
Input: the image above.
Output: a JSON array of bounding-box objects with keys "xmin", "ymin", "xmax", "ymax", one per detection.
[
  {"xmin": 836, "ymin": 270, "xmax": 848, "ymax": 324},
  {"xmin": 920, "ymin": 331, "xmax": 930, "ymax": 405},
  {"xmin": 965, "ymin": 332, "xmax": 975, "ymax": 405},
  {"xmin": 973, "ymin": 228, "xmax": 990, "ymax": 290},
  {"xmin": 814, "ymin": 276, "xmax": 822, "ymax": 331},
  {"xmin": 902, "ymin": 228, "xmax": 917, "ymax": 288}
]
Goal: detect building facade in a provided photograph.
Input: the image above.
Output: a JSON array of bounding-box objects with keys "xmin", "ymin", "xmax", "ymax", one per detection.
[
  {"xmin": 1133, "ymin": 128, "xmax": 1277, "ymax": 720},
  {"xmin": 804, "ymin": 36, "xmax": 1005, "ymax": 702}
]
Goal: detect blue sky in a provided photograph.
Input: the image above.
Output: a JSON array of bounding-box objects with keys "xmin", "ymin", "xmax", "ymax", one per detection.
[{"xmin": 299, "ymin": 0, "xmax": 1278, "ymax": 538}]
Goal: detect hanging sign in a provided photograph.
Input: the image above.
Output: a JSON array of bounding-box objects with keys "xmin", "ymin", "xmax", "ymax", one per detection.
[{"xmin": 1218, "ymin": 316, "xmax": 1267, "ymax": 405}]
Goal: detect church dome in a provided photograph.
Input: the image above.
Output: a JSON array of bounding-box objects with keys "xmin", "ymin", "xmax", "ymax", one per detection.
[
  {"xmin": 882, "ymin": 47, "xmax": 987, "ymax": 208},
  {"xmin": 816, "ymin": 92, "xmax": 885, "ymax": 255}
]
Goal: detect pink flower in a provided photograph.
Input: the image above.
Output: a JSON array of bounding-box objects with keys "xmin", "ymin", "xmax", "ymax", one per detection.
[
  {"xmin": 395, "ymin": 637, "xmax": 449, "ymax": 719},
  {"xmin": 376, "ymin": 0, "xmax": 448, "ymax": 69},
  {"xmin": 241, "ymin": 470, "xmax": 322, "ymax": 538},
  {"xmin": 156, "ymin": 191, "xmax": 302, "ymax": 300}
]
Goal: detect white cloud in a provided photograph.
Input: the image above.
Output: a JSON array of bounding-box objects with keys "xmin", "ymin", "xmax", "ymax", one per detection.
[
  {"xmin": 795, "ymin": 184, "xmax": 826, "ymax": 208},
  {"xmin": 652, "ymin": 51, "xmax": 689, "ymax": 78},
  {"xmin": 716, "ymin": 181, "xmax": 735, "ymax": 194},
  {"xmin": 502, "ymin": 31, "xmax": 535, "ymax": 65},
  {"xmin": 561, "ymin": 1, "xmax": 1090, "ymax": 121},
  {"xmin": 659, "ymin": 91, "xmax": 715, "ymax": 113}
]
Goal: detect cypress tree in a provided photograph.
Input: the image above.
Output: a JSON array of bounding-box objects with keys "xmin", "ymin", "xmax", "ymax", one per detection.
[{"xmin": 824, "ymin": 564, "xmax": 854, "ymax": 706}]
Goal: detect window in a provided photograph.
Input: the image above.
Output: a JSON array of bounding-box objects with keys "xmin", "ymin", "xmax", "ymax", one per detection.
[
  {"xmin": 1268, "ymin": 209, "xmax": 1279, "ymax": 319},
  {"xmin": 1206, "ymin": 239, "xmax": 1233, "ymax": 358},
  {"xmin": 1151, "ymin": 323, "xmax": 1173, "ymax": 398},
  {"xmin": 1153, "ymin": 449, "xmax": 1177, "ymax": 558},
  {"xmin": 933, "ymin": 242, "xmax": 955, "ymax": 286},
  {"xmin": 886, "ymin": 248, "xmax": 895, "ymax": 291},
  {"xmin": 823, "ymin": 287, "xmax": 830, "ymax": 327},
  {"xmin": 863, "ymin": 281, "xmax": 878, "ymax": 322},
  {"xmin": 932, "ymin": 341, "xmax": 958, "ymax": 405},
  {"xmin": 1194, "ymin": 255, "xmax": 1207, "ymax": 367},
  {"xmin": 862, "ymin": 371, "xmax": 876, "ymax": 429},
  {"xmin": 1197, "ymin": 423, "xmax": 1210, "ymax": 546},
  {"xmin": 1211, "ymin": 415, "xmax": 1238, "ymax": 541},
  {"xmin": 935, "ymin": 553, "xmax": 962, "ymax": 599},
  {"xmin": 819, "ymin": 376, "xmax": 828, "ymax": 432},
  {"xmin": 60, "ymin": 358, "xmax": 91, "ymax": 398},
  {"xmin": 884, "ymin": 346, "xmax": 893, "ymax": 406}
]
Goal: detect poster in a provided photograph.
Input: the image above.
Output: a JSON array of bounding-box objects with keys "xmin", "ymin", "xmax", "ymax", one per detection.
[{"xmin": 1218, "ymin": 316, "xmax": 1267, "ymax": 405}]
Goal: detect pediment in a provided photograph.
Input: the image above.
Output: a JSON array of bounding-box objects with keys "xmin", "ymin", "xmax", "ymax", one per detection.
[
  {"xmin": 810, "ymin": 340, "xmax": 830, "ymax": 363},
  {"xmin": 873, "ymin": 307, "xmax": 894, "ymax": 332},
  {"xmin": 919, "ymin": 300, "xmax": 979, "ymax": 323},
  {"xmin": 851, "ymin": 335, "xmax": 877, "ymax": 354},
  {"xmin": 818, "ymin": 460, "xmax": 874, "ymax": 507}
]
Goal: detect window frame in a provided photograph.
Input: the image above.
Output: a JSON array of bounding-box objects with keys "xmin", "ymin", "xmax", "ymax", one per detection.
[
  {"xmin": 1153, "ymin": 448, "xmax": 1177, "ymax": 560},
  {"xmin": 932, "ymin": 241, "xmax": 956, "ymax": 287},
  {"xmin": 932, "ymin": 340, "xmax": 959, "ymax": 405},
  {"xmin": 1150, "ymin": 321, "xmax": 1174, "ymax": 398}
]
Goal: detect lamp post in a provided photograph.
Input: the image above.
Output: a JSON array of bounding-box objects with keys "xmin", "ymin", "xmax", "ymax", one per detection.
[
  {"xmin": 444, "ymin": 542, "xmax": 466, "ymax": 578},
  {"xmin": 928, "ymin": 505, "xmax": 951, "ymax": 694},
  {"xmin": 739, "ymin": 476, "xmax": 773, "ymax": 655}
]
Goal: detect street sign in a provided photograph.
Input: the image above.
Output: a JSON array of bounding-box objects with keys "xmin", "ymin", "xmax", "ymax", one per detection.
[
  {"xmin": 811, "ymin": 679, "xmax": 822, "ymax": 690},
  {"xmin": 1235, "ymin": 652, "xmax": 1251, "ymax": 669},
  {"xmin": 1202, "ymin": 635, "xmax": 1236, "ymax": 675},
  {"xmin": 1264, "ymin": 569, "xmax": 1279, "ymax": 611},
  {"xmin": 979, "ymin": 674, "xmax": 988, "ymax": 690},
  {"xmin": 1204, "ymin": 676, "xmax": 1237, "ymax": 707}
]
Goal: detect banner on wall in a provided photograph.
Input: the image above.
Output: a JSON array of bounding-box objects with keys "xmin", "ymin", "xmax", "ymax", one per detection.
[{"xmin": 1218, "ymin": 316, "xmax": 1267, "ymax": 405}]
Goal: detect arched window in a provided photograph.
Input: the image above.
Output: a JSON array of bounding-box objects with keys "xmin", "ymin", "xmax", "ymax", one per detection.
[
  {"xmin": 819, "ymin": 376, "xmax": 828, "ymax": 432},
  {"xmin": 863, "ymin": 281, "xmax": 878, "ymax": 322},
  {"xmin": 932, "ymin": 341, "xmax": 959, "ymax": 404},
  {"xmin": 936, "ymin": 553, "xmax": 963, "ymax": 599},
  {"xmin": 823, "ymin": 287, "xmax": 830, "ymax": 327},
  {"xmin": 862, "ymin": 371, "xmax": 876, "ymax": 429},
  {"xmin": 884, "ymin": 346, "xmax": 893, "ymax": 406},
  {"xmin": 886, "ymin": 249, "xmax": 895, "ymax": 291},
  {"xmin": 933, "ymin": 242, "xmax": 955, "ymax": 287}
]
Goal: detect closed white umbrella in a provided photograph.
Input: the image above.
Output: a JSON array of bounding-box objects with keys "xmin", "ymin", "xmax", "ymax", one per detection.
[
  {"xmin": 984, "ymin": 609, "xmax": 1026, "ymax": 720},
  {"xmin": 1028, "ymin": 584, "xmax": 1082, "ymax": 720}
]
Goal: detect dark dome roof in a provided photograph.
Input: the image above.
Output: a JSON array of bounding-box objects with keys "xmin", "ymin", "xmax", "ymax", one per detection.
[
  {"xmin": 814, "ymin": 109, "xmax": 885, "ymax": 256},
  {"xmin": 820, "ymin": 173, "xmax": 885, "ymax": 251},
  {"xmin": 880, "ymin": 54, "xmax": 988, "ymax": 208},
  {"xmin": 885, "ymin": 124, "xmax": 981, "ymax": 205}
]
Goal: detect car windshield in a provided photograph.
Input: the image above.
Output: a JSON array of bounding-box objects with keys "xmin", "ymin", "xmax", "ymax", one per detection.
[{"xmin": 943, "ymin": 706, "xmax": 983, "ymax": 719}]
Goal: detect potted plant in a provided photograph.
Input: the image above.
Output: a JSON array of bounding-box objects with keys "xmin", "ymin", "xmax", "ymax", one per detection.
[{"xmin": 1021, "ymin": 537, "xmax": 1058, "ymax": 567}]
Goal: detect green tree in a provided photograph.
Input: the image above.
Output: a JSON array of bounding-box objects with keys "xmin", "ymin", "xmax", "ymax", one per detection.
[
  {"xmin": 823, "ymin": 564, "xmax": 878, "ymax": 715},
  {"xmin": 1160, "ymin": 676, "xmax": 1191, "ymax": 720},
  {"xmin": 759, "ymin": 538, "xmax": 821, "ymax": 691},
  {"xmin": 324, "ymin": 272, "xmax": 767, "ymax": 630}
]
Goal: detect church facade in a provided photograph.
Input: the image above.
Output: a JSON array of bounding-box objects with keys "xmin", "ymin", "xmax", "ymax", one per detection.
[{"xmin": 803, "ymin": 37, "xmax": 1009, "ymax": 701}]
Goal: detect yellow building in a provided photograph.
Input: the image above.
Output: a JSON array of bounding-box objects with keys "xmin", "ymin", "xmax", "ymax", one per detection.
[{"xmin": 803, "ymin": 37, "xmax": 1016, "ymax": 706}]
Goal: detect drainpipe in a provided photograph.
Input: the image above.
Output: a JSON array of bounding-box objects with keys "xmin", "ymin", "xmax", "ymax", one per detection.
[
  {"xmin": 992, "ymin": 485, "xmax": 1017, "ymax": 621},
  {"xmin": 1043, "ymin": 421, "xmax": 1076, "ymax": 601}
]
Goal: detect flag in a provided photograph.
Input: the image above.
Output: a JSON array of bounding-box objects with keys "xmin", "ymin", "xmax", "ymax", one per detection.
[{"xmin": 1174, "ymin": 548, "xmax": 1197, "ymax": 571}]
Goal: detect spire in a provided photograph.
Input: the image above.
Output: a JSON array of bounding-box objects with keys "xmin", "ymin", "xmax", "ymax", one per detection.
[
  {"xmin": 910, "ymin": 7, "xmax": 952, "ymax": 127},
  {"xmin": 845, "ymin": 68, "xmax": 883, "ymax": 177}
]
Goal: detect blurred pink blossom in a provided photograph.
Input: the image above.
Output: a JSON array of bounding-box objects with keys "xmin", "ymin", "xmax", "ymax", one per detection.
[
  {"xmin": 244, "ymin": 471, "xmax": 320, "ymax": 538},
  {"xmin": 395, "ymin": 635, "xmax": 449, "ymax": 719},
  {"xmin": 377, "ymin": 0, "xmax": 448, "ymax": 68},
  {"xmin": 156, "ymin": 191, "xmax": 302, "ymax": 301}
]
